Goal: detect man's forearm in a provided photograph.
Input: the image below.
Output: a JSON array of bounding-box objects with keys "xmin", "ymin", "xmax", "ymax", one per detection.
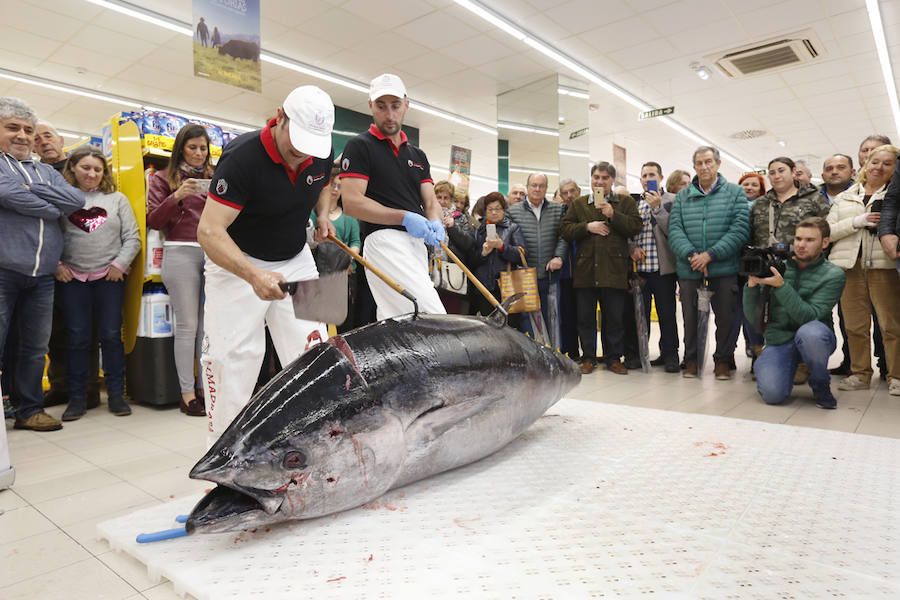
[{"xmin": 342, "ymin": 192, "xmax": 406, "ymax": 226}]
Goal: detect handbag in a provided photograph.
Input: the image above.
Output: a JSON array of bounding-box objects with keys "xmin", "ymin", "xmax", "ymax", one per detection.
[
  {"xmin": 498, "ymin": 247, "xmax": 540, "ymax": 314},
  {"xmin": 431, "ymin": 256, "xmax": 468, "ymax": 296}
]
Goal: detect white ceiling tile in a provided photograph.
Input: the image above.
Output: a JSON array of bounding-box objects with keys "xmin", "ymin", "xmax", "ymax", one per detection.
[
  {"xmin": 834, "ymin": 30, "xmax": 878, "ymax": 57},
  {"xmin": 546, "ymin": 0, "xmax": 636, "ymax": 35},
  {"xmin": 643, "ymin": 0, "xmax": 729, "ymax": 33},
  {"xmin": 394, "ymin": 53, "xmax": 469, "ymax": 82},
  {"xmin": 393, "ymin": 11, "xmax": 481, "ymax": 50},
  {"xmin": 607, "ymin": 38, "xmax": 678, "ymax": 69},
  {"xmin": 44, "ymin": 44, "xmax": 135, "ymax": 78},
  {"xmin": 266, "ymin": 31, "xmax": 344, "ymax": 63},
  {"xmin": 303, "ymin": 8, "xmax": 383, "ymax": 48},
  {"xmin": 0, "ymin": 28, "xmax": 63, "ymax": 61},
  {"xmin": 821, "ymin": 0, "xmax": 867, "ymax": 17},
  {"xmin": 7, "ymin": 3, "xmax": 87, "ymax": 42},
  {"xmin": 341, "ymin": 0, "xmax": 435, "ymax": 28},
  {"xmin": 67, "ymin": 25, "xmax": 157, "ymax": 64},
  {"xmin": 262, "ymin": 0, "xmax": 340, "ymax": 28},
  {"xmin": 440, "ymin": 35, "xmax": 518, "ymax": 68},
  {"xmin": 577, "ymin": 16, "xmax": 661, "ymax": 54},
  {"xmin": 667, "ymin": 18, "xmax": 751, "ymax": 57}
]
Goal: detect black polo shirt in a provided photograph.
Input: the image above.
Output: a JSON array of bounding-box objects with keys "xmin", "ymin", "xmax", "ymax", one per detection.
[
  {"xmin": 338, "ymin": 124, "xmax": 433, "ymax": 236},
  {"xmin": 208, "ymin": 118, "xmax": 333, "ymax": 261}
]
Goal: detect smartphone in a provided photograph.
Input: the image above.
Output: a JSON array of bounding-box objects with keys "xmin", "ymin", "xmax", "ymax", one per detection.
[
  {"xmin": 195, "ymin": 179, "xmax": 212, "ymax": 193},
  {"xmin": 592, "ymin": 187, "xmax": 605, "ymax": 205},
  {"xmin": 646, "ymin": 179, "xmax": 658, "ymax": 193},
  {"xmin": 486, "ymin": 223, "xmax": 497, "ymax": 240}
]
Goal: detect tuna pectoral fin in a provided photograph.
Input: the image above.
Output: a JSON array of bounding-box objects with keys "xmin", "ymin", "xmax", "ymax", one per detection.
[
  {"xmin": 488, "ymin": 293, "xmax": 524, "ymax": 327},
  {"xmin": 407, "ymin": 395, "xmax": 502, "ymax": 444}
]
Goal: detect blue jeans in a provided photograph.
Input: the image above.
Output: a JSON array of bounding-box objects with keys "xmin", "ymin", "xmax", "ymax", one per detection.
[
  {"xmin": 0, "ymin": 268, "xmax": 55, "ymax": 420},
  {"xmin": 754, "ymin": 321, "xmax": 836, "ymax": 405},
  {"xmin": 59, "ymin": 278, "xmax": 126, "ymax": 400}
]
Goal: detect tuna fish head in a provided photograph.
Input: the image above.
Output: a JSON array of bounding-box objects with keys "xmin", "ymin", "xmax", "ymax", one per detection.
[{"xmin": 187, "ymin": 343, "xmax": 406, "ymax": 533}]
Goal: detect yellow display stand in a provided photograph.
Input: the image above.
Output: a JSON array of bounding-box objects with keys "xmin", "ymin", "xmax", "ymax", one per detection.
[{"xmin": 108, "ymin": 119, "xmax": 147, "ymax": 355}]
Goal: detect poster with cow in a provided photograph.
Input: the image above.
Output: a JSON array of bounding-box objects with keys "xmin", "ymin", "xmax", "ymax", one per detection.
[{"xmin": 193, "ymin": 0, "xmax": 261, "ymax": 93}]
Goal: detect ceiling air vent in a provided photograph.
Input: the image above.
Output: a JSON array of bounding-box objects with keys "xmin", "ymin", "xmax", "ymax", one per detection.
[
  {"xmin": 709, "ymin": 31, "xmax": 824, "ymax": 78},
  {"xmin": 729, "ymin": 129, "xmax": 767, "ymax": 140}
]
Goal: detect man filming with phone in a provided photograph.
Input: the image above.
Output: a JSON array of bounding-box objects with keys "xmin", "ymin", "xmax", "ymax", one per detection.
[
  {"xmin": 744, "ymin": 217, "xmax": 845, "ymax": 409},
  {"xmin": 560, "ymin": 162, "xmax": 642, "ymax": 375}
]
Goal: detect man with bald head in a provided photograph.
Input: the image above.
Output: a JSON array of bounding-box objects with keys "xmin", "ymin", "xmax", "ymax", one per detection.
[
  {"xmin": 507, "ymin": 172, "xmax": 567, "ymax": 337},
  {"xmin": 34, "ymin": 121, "xmax": 68, "ymax": 172}
]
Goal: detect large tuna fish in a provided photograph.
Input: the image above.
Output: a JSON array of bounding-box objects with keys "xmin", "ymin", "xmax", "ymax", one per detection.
[{"xmin": 186, "ymin": 309, "xmax": 580, "ymax": 534}]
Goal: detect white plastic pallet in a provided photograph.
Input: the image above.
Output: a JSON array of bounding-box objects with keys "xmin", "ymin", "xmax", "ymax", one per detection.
[{"xmin": 97, "ymin": 399, "xmax": 900, "ymax": 599}]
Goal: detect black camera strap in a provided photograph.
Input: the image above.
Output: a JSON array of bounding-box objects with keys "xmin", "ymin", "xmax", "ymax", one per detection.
[
  {"xmin": 768, "ymin": 202, "xmax": 778, "ymax": 246},
  {"xmin": 754, "ymin": 286, "xmax": 773, "ymax": 334}
]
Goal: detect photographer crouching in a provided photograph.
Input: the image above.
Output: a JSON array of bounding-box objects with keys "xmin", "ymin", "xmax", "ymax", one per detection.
[{"xmin": 744, "ymin": 217, "xmax": 846, "ymax": 409}]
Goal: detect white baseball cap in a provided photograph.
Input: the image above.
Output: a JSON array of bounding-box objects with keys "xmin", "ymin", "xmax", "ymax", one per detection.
[
  {"xmin": 369, "ymin": 73, "xmax": 407, "ymax": 102},
  {"xmin": 282, "ymin": 85, "xmax": 334, "ymax": 159}
]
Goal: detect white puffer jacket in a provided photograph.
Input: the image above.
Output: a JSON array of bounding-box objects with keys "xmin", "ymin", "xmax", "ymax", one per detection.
[{"xmin": 827, "ymin": 182, "xmax": 894, "ymax": 270}]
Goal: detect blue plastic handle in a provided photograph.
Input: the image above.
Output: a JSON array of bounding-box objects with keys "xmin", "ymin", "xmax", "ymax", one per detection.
[
  {"xmin": 136, "ymin": 526, "xmax": 188, "ymax": 543},
  {"xmin": 175, "ymin": 514, "xmax": 188, "ymax": 523}
]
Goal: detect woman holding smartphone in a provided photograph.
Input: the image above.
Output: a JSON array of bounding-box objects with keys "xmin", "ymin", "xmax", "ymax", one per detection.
[
  {"xmin": 472, "ymin": 192, "xmax": 526, "ymax": 327},
  {"xmin": 147, "ymin": 123, "xmax": 214, "ymax": 417}
]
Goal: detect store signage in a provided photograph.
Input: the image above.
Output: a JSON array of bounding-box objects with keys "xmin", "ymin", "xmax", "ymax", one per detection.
[{"xmin": 638, "ymin": 106, "xmax": 675, "ymax": 120}]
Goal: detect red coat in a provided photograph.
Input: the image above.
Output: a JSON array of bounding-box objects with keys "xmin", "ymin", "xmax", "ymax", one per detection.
[{"xmin": 147, "ymin": 168, "xmax": 206, "ymax": 242}]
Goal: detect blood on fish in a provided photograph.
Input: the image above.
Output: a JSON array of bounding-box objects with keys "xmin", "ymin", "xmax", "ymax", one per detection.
[
  {"xmin": 349, "ymin": 434, "xmax": 368, "ymax": 485},
  {"xmin": 367, "ymin": 554, "xmax": 373, "ymax": 562},
  {"xmin": 329, "ymin": 428, "xmax": 342, "ymax": 437},
  {"xmin": 327, "ymin": 576, "xmax": 346, "ymax": 583},
  {"xmin": 304, "ymin": 330, "xmax": 323, "ymax": 352}
]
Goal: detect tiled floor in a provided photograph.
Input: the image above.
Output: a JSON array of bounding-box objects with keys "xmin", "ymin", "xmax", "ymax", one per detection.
[{"xmin": 2, "ymin": 335, "xmax": 898, "ymax": 599}]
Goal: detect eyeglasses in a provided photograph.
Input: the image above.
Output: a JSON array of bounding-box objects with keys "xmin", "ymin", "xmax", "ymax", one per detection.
[{"xmin": 485, "ymin": 205, "xmax": 505, "ymax": 213}]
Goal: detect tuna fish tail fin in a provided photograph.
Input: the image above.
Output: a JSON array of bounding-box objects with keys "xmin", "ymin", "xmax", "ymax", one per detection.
[{"xmin": 487, "ymin": 293, "xmax": 524, "ymax": 328}]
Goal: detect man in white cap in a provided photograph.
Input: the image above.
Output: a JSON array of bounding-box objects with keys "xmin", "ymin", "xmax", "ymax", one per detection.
[
  {"xmin": 197, "ymin": 85, "xmax": 334, "ymax": 445},
  {"xmin": 337, "ymin": 73, "xmax": 446, "ymax": 318}
]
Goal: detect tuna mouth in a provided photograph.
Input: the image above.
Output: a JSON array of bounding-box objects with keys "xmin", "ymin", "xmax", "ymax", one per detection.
[
  {"xmin": 185, "ymin": 485, "xmax": 266, "ymax": 534},
  {"xmin": 222, "ymin": 472, "xmax": 310, "ymax": 515}
]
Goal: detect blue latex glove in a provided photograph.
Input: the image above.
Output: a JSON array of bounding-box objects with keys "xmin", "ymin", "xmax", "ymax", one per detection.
[
  {"xmin": 427, "ymin": 220, "xmax": 447, "ymax": 245},
  {"xmin": 402, "ymin": 212, "xmax": 430, "ymax": 239}
]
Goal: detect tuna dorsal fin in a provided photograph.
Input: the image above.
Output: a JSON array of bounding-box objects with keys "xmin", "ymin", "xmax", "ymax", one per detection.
[{"xmin": 487, "ymin": 293, "xmax": 524, "ymax": 327}]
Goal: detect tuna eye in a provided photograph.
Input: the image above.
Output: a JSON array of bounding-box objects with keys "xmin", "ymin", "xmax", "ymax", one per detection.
[{"xmin": 282, "ymin": 451, "xmax": 306, "ymax": 469}]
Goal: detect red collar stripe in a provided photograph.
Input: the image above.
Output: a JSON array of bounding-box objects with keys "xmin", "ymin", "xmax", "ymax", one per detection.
[
  {"xmin": 260, "ymin": 117, "xmax": 315, "ymax": 184},
  {"xmin": 368, "ymin": 123, "xmax": 408, "ymax": 157},
  {"xmin": 338, "ymin": 173, "xmax": 369, "ymax": 181}
]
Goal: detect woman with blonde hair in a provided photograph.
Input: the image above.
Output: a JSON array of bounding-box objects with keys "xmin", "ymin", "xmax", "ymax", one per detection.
[
  {"xmin": 665, "ymin": 169, "xmax": 691, "ymax": 195},
  {"xmin": 827, "ymin": 144, "xmax": 900, "ymax": 395}
]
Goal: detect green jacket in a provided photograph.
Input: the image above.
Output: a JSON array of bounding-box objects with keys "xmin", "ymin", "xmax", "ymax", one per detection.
[
  {"xmin": 668, "ymin": 174, "xmax": 749, "ymax": 279},
  {"xmin": 749, "ymin": 184, "xmax": 829, "ymax": 248},
  {"xmin": 743, "ymin": 255, "xmax": 846, "ymax": 346},
  {"xmin": 506, "ymin": 199, "xmax": 568, "ymax": 280},
  {"xmin": 559, "ymin": 192, "xmax": 642, "ymax": 289}
]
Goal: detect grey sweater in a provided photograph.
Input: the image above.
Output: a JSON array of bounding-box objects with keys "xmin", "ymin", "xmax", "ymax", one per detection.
[{"xmin": 59, "ymin": 190, "xmax": 141, "ymax": 274}]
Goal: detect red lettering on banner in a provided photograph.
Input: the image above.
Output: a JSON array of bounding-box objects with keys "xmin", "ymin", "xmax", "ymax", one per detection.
[{"xmin": 205, "ymin": 363, "xmax": 217, "ymax": 432}]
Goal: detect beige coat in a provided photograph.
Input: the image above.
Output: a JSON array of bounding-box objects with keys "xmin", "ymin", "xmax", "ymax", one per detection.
[{"xmin": 827, "ymin": 182, "xmax": 894, "ymax": 270}]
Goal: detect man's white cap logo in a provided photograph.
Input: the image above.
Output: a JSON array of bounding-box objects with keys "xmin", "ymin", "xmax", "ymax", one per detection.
[
  {"xmin": 369, "ymin": 73, "xmax": 407, "ymax": 102},
  {"xmin": 282, "ymin": 85, "xmax": 334, "ymax": 159}
]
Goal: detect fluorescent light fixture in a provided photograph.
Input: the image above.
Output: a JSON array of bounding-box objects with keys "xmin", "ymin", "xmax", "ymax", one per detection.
[
  {"xmin": 84, "ymin": 0, "xmax": 191, "ymax": 36},
  {"xmin": 497, "ymin": 121, "xmax": 559, "ymax": 136},
  {"xmin": 0, "ymin": 68, "xmax": 141, "ymax": 108},
  {"xmin": 509, "ymin": 166, "xmax": 560, "ymax": 176},
  {"xmin": 866, "ymin": 0, "xmax": 900, "ymax": 140},
  {"xmin": 58, "ymin": 130, "xmax": 91, "ymax": 139},
  {"xmin": 777, "ymin": 140, "xmax": 786, "ymax": 147},
  {"xmin": 558, "ymin": 149, "xmax": 589, "ymax": 158},
  {"xmin": 453, "ymin": 0, "xmax": 526, "ymax": 41},
  {"xmin": 558, "ymin": 86, "xmax": 590, "ymax": 100},
  {"xmin": 82, "ymin": 0, "xmax": 497, "ymax": 136},
  {"xmin": 455, "ymin": 0, "xmax": 756, "ymax": 172}
]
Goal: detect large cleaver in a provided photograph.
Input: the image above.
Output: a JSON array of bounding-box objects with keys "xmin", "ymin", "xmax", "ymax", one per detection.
[{"xmin": 278, "ymin": 270, "xmax": 348, "ymax": 325}]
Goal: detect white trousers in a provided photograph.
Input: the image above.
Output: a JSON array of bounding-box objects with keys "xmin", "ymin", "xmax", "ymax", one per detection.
[
  {"xmin": 363, "ymin": 229, "xmax": 446, "ymax": 320},
  {"xmin": 201, "ymin": 245, "xmax": 326, "ymax": 448}
]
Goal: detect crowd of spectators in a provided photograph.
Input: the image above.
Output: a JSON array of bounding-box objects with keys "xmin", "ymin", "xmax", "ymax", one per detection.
[{"xmin": 3, "ymin": 90, "xmax": 900, "ymax": 433}]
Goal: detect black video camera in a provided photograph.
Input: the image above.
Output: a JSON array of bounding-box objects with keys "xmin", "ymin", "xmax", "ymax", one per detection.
[{"xmin": 739, "ymin": 243, "xmax": 791, "ymax": 278}]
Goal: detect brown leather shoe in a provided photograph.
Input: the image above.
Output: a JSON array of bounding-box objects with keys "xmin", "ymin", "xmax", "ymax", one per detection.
[
  {"xmin": 714, "ymin": 360, "xmax": 733, "ymax": 380},
  {"xmin": 683, "ymin": 361, "xmax": 698, "ymax": 378},
  {"xmin": 580, "ymin": 361, "xmax": 595, "ymax": 375},
  {"xmin": 180, "ymin": 396, "xmax": 206, "ymax": 417},
  {"xmin": 14, "ymin": 411, "xmax": 63, "ymax": 431},
  {"xmin": 607, "ymin": 361, "xmax": 628, "ymax": 375}
]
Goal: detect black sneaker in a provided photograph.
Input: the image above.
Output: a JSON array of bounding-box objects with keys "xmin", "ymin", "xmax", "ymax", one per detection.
[
  {"xmin": 650, "ymin": 356, "xmax": 666, "ymax": 367},
  {"xmin": 664, "ymin": 358, "xmax": 680, "ymax": 373},
  {"xmin": 623, "ymin": 357, "xmax": 642, "ymax": 370},
  {"xmin": 829, "ymin": 363, "xmax": 851, "ymax": 376},
  {"xmin": 814, "ymin": 388, "xmax": 837, "ymax": 410}
]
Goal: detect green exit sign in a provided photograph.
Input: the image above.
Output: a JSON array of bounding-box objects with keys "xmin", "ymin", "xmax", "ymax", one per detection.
[{"xmin": 639, "ymin": 106, "xmax": 675, "ymax": 120}]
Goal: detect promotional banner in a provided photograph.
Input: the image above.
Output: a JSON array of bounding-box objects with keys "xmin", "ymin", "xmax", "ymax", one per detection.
[
  {"xmin": 448, "ymin": 145, "xmax": 472, "ymax": 198},
  {"xmin": 613, "ymin": 143, "xmax": 627, "ymax": 187},
  {"xmin": 193, "ymin": 0, "xmax": 261, "ymax": 93}
]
